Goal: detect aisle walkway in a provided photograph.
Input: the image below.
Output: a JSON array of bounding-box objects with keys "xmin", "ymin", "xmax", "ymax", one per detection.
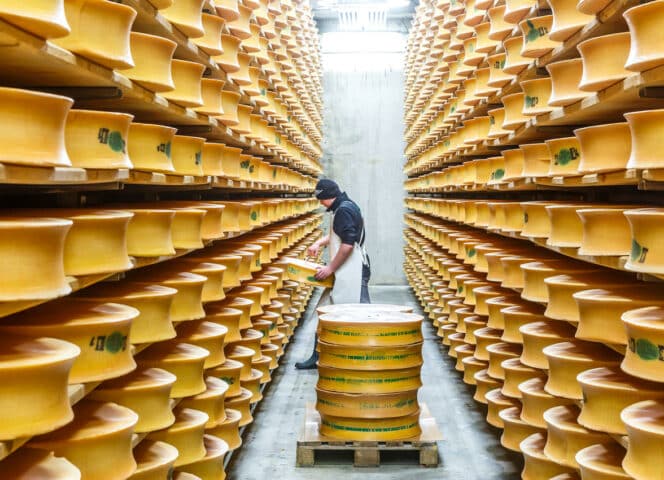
[{"xmin": 226, "ymin": 286, "xmax": 523, "ymax": 479}]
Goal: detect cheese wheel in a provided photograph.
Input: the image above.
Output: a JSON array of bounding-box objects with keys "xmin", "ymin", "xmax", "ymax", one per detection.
[
  {"xmin": 284, "ymin": 257, "xmax": 334, "ymax": 288},
  {"xmin": 544, "ymin": 341, "xmax": 622, "ymax": 400},
  {"xmin": 317, "ymin": 341, "xmax": 423, "ymax": 370},
  {"xmin": 577, "ymin": 366, "xmax": 664, "ymax": 435},
  {"xmin": 0, "ymin": 335, "xmax": 79, "ymax": 440},
  {"xmin": 0, "ymin": 299, "xmax": 138, "ymax": 384},
  {"xmin": 147, "ymin": 407, "xmax": 208, "ymax": 467},
  {"xmin": 318, "ymin": 311, "xmax": 423, "ymax": 346},
  {"xmin": 543, "ymin": 405, "xmax": 611, "ymax": 469},
  {"xmin": 90, "ymin": 367, "xmax": 176, "ymax": 433},
  {"xmin": 29, "ymin": 400, "xmax": 138, "ymax": 480},
  {"xmin": 77, "ymin": 283, "xmax": 177, "ymax": 344},
  {"xmin": 319, "ymin": 412, "xmax": 421, "ymax": 441},
  {"xmin": 129, "ymin": 440, "xmax": 179, "ymax": 480},
  {"xmin": 576, "ymin": 442, "xmax": 631, "ymax": 480},
  {"xmin": 176, "ymin": 434, "xmax": 229, "ymax": 480},
  {"xmin": 521, "ymin": 433, "xmax": 577, "ymax": 480},
  {"xmin": 179, "ymin": 377, "xmax": 229, "ymax": 428},
  {"xmin": 317, "ymin": 365, "xmax": 422, "ymax": 394},
  {"xmin": 225, "ymin": 387, "xmax": 253, "ymax": 426},
  {"xmin": 207, "ymin": 408, "xmax": 242, "ymax": 451},
  {"xmin": 317, "ymin": 303, "xmax": 413, "ymax": 315},
  {"xmin": 136, "ymin": 342, "xmax": 209, "ymax": 398},
  {"xmin": 622, "ymin": 400, "xmax": 664, "ymax": 480},
  {"xmin": 0, "ymin": 447, "xmax": 81, "ymax": 479},
  {"xmin": 315, "ymin": 388, "xmax": 419, "ymax": 419}
]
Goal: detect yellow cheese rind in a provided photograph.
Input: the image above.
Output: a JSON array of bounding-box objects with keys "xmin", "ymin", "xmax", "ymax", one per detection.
[
  {"xmin": 317, "ymin": 341, "xmax": 423, "ymax": 370},
  {"xmin": 316, "ymin": 365, "xmax": 422, "ymax": 394},
  {"xmin": 315, "ymin": 388, "xmax": 420, "ymax": 419},
  {"xmin": 318, "ymin": 311, "xmax": 423, "ymax": 346},
  {"xmin": 319, "ymin": 412, "xmax": 422, "ymax": 441}
]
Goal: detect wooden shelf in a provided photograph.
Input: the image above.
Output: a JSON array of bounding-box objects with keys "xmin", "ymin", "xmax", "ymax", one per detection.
[{"xmin": 125, "ymin": 171, "xmax": 212, "ymax": 188}]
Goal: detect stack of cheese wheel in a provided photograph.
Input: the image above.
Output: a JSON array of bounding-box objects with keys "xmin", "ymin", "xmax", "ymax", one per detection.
[{"xmin": 315, "ymin": 305, "xmax": 425, "ymax": 441}]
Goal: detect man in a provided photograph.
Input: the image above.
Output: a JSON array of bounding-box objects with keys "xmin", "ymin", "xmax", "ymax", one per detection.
[{"xmin": 295, "ymin": 179, "xmax": 371, "ymax": 370}]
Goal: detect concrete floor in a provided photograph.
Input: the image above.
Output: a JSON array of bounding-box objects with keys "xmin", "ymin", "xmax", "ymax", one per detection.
[{"xmin": 226, "ymin": 286, "xmax": 523, "ymax": 480}]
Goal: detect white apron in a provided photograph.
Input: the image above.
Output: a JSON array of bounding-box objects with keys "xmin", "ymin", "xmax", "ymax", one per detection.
[{"xmin": 329, "ymin": 210, "xmax": 368, "ymax": 305}]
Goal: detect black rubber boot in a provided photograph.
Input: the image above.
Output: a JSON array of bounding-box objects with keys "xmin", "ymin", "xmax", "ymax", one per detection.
[{"xmin": 295, "ymin": 335, "xmax": 319, "ymax": 370}]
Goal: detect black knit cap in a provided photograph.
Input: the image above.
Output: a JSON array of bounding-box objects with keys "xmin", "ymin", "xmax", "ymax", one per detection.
[{"xmin": 315, "ymin": 179, "xmax": 341, "ymax": 200}]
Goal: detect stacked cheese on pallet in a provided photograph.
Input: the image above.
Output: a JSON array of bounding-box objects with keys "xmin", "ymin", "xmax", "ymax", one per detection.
[{"xmin": 314, "ymin": 304, "xmax": 426, "ymax": 441}]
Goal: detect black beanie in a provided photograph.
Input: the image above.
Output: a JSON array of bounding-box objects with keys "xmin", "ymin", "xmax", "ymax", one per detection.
[{"xmin": 315, "ymin": 179, "xmax": 341, "ymax": 200}]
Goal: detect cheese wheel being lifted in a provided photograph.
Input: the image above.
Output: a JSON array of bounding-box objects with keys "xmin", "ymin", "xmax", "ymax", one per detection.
[
  {"xmin": 318, "ymin": 311, "xmax": 423, "ymax": 346},
  {"xmin": 317, "ymin": 341, "xmax": 423, "ymax": 370}
]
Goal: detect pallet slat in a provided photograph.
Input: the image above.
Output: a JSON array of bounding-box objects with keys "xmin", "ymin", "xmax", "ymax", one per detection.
[{"xmin": 297, "ymin": 403, "xmax": 441, "ymax": 468}]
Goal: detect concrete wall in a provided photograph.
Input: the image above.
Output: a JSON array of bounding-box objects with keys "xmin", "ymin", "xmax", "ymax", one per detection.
[{"xmin": 320, "ymin": 33, "xmax": 407, "ymax": 285}]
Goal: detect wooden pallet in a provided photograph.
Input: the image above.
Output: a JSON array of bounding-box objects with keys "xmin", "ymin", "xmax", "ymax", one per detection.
[{"xmin": 296, "ymin": 403, "xmax": 442, "ymax": 468}]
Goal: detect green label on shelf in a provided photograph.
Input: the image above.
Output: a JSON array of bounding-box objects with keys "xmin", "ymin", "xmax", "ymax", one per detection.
[
  {"xmin": 105, "ymin": 331, "xmax": 126, "ymax": 353},
  {"xmin": 108, "ymin": 131, "xmax": 125, "ymax": 153},
  {"xmin": 89, "ymin": 331, "xmax": 127, "ymax": 354},
  {"xmin": 157, "ymin": 141, "xmax": 172, "ymax": 158},
  {"xmin": 524, "ymin": 95, "xmax": 539, "ymax": 108},
  {"xmin": 525, "ymin": 20, "xmax": 548, "ymax": 42},
  {"xmin": 631, "ymin": 239, "xmax": 649, "ymax": 263},
  {"xmin": 633, "ymin": 338, "xmax": 661, "ymax": 361},
  {"xmin": 98, "ymin": 127, "xmax": 126, "ymax": 153},
  {"xmin": 553, "ymin": 148, "xmax": 579, "ymax": 166},
  {"xmin": 492, "ymin": 168, "xmax": 505, "ymax": 180}
]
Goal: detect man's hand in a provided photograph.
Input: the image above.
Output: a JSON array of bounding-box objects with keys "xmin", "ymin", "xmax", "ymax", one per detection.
[
  {"xmin": 315, "ymin": 265, "xmax": 335, "ymax": 280},
  {"xmin": 307, "ymin": 243, "xmax": 321, "ymax": 258}
]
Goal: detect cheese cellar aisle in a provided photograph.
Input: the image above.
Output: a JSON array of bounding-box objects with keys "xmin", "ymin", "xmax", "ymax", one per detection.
[
  {"xmin": 7, "ymin": 0, "xmax": 664, "ymax": 478},
  {"xmin": 227, "ymin": 286, "xmax": 523, "ymax": 479}
]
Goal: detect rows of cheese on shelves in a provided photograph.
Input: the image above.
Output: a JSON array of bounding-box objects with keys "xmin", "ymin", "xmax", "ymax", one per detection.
[
  {"xmin": 402, "ymin": 0, "xmax": 664, "ymax": 185},
  {"xmin": 0, "ymin": 0, "xmax": 323, "ymax": 180},
  {"xmin": 405, "ymin": 209, "xmax": 664, "ymax": 480},
  {"xmin": 0, "ymin": 198, "xmax": 319, "ymax": 303},
  {"xmin": 0, "ymin": 207, "xmax": 322, "ymax": 479},
  {"xmin": 405, "ymin": 196, "xmax": 664, "ymax": 278}
]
